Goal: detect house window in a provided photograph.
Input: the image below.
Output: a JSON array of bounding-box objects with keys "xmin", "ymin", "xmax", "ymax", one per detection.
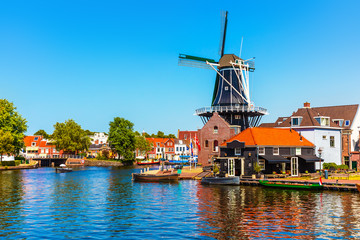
[
  {"xmin": 330, "ymin": 136, "xmax": 335, "ymax": 147},
  {"xmin": 290, "ymin": 148, "xmax": 296, "ymax": 155},
  {"xmin": 258, "ymin": 147, "xmax": 265, "ymax": 155},
  {"xmin": 224, "ymin": 86, "xmax": 229, "ymax": 91},
  {"xmin": 235, "ymin": 148, "xmax": 241, "ymax": 155},
  {"xmin": 156, "ymin": 143, "xmax": 160, "ymax": 147},
  {"xmin": 31, "ymin": 142, "xmax": 36, "ymax": 147},
  {"xmin": 176, "ymin": 147, "xmax": 179, "ymax": 151},
  {"xmin": 235, "ymin": 115, "xmax": 240, "ymax": 119},
  {"xmin": 296, "ymin": 148, "xmax": 301, "ymax": 155},
  {"xmin": 291, "ymin": 117, "xmax": 302, "ymax": 126},
  {"xmin": 213, "ymin": 126, "xmax": 218, "ymax": 134},
  {"xmin": 213, "ymin": 140, "xmax": 218, "ymax": 152},
  {"xmin": 34, "ymin": 137, "xmax": 38, "ymax": 141},
  {"xmin": 258, "ymin": 159, "xmax": 265, "ymax": 170},
  {"xmin": 344, "ymin": 120, "xmax": 350, "ymax": 126},
  {"xmin": 333, "ymin": 119, "xmax": 344, "ymax": 127},
  {"xmin": 205, "ymin": 140, "xmax": 209, "ymax": 148},
  {"xmin": 315, "ymin": 117, "xmax": 330, "ymax": 126},
  {"xmin": 322, "ymin": 135, "xmax": 327, "ymax": 140},
  {"xmin": 273, "ymin": 147, "xmax": 279, "ymax": 155}
]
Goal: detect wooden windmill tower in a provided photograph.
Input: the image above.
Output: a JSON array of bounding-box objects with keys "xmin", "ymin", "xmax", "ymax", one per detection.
[{"xmin": 179, "ymin": 11, "xmax": 267, "ymax": 133}]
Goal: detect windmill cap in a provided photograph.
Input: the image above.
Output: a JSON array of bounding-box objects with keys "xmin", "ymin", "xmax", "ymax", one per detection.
[{"xmin": 218, "ymin": 54, "xmax": 243, "ymax": 69}]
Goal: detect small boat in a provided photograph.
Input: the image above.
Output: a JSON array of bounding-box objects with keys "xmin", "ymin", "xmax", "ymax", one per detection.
[
  {"xmin": 259, "ymin": 180, "xmax": 323, "ymax": 190},
  {"xmin": 201, "ymin": 176, "xmax": 240, "ymax": 185},
  {"xmin": 132, "ymin": 171, "xmax": 179, "ymax": 182},
  {"xmin": 55, "ymin": 164, "xmax": 73, "ymax": 173},
  {"xmin": 136, "ymin": 158, "xmax": 160, "ymax": 165},
  {"xmin": 356, "ymin": 184, "xmax": 360, "ymax": 192}
]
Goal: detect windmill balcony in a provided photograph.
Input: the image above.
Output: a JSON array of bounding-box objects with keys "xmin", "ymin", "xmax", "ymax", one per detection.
[{"xmin": 195, "ymin": 104, "xmax": 268, "ymax": 116}]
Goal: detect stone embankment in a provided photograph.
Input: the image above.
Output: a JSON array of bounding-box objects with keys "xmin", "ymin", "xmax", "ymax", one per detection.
[
  {"xmin": 83, "ymin": 159, "xmax": 124, "ymax": 167},
  {"xmin": 0, "ymin": 164, "xmax": 38, "ymax": 171}
]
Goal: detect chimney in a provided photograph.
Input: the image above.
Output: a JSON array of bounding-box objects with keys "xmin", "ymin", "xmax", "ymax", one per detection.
[{"xmin": 304, "ymin": 102, "xmax": 311, "ymax": 108}]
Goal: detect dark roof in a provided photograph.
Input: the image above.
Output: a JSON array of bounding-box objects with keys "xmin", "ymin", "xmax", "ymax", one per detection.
[
  {"xmin": 258, "ymin": 123, "xmax": 277, "ymax": 128},
  {"xmin": 278, "ymin": 107, "xmax": 338, "ymax": 128},
  {"xmin": 218, "ymin": 54, "xmax": 242, "ymax": 69},
  {"xmin": 312, "ymin": 104, "xmax": 359, "ymax": 129}
]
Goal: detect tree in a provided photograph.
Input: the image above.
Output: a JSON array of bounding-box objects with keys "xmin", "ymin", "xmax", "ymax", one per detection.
[
  {"xmin": 51, "ymin": 119, "xmax": 90, "ymax": 154},
  {"xmin": 0, "ymin": 130, "xmax": 15, "ymax": 163},
  {"xmin": 0, "ymin": 99, "xmax": 27, "ymax": 155},
  {"xmin": 135, "ymin": 132, "xmax": 152, "ymax": 157},
  {"xmin": 156, "ymin": 131, "xmax": 165, "ymax": 138},
  {"xmin": 108, "ymin": 117, "xmax": 135, "ymax": 160},
  {"xmin": 34, "ymin": 129, "xmax": 50, "ymax": 139},
  {"xmin": 168, "ymin": 134, "xmax": 176, "ymax": 138}
]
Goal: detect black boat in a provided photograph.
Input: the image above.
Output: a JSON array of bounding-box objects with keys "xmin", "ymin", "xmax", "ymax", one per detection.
[{"xmin": 201, "ymin": 176, "xmax": 240, "ymax": 185}]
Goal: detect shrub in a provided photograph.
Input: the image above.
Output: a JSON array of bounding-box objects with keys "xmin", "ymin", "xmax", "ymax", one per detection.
[
  {"xmin": 1, "ymin": 161, "xmax": 15, "ymax": 166},
  {"xmin": 15, "ymin": 160, "xmax": 21, "ymax": 166},
  {"xmin": 323, "ymin": 162, "xmax": 337, "ymax": 170},
  {"xmin": 15, "ymin": 156, "xmax": 25, "ymax": 161}
]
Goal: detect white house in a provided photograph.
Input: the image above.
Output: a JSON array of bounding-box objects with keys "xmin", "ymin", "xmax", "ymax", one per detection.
[{"xmin": 90, "ymin": 132, "xmax": 108, "ymax": 145}]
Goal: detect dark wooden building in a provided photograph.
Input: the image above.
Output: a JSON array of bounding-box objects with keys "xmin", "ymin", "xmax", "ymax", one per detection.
[{"xmin": 217, "ymin": 127, "xmax": 322, "ymax": 177}]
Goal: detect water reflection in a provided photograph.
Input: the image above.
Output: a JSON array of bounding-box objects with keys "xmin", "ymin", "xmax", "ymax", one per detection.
[
  {"xmin": 196, "ymin": 185, "xmax": 360, "ymax": 239},
  {"xmin": 0, "ymin": 167, "xmax": 360, "ymax": 239},
  {"xmin": 0, "ymin": 170, "xmax": 24, "ymax": 238}
]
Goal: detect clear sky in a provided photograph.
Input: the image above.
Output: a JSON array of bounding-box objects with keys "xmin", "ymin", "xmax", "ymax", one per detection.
[{"xmin": 1, "ymin": 0, "xmax": 360, "ymax": 136}]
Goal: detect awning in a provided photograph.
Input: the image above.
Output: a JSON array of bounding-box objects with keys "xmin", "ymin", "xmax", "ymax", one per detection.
[
  {"xmin": 298, "ymin": 155, "xmax": 324, "ymax": 162},
  {"xmin": 259, "ymin": 155, "xmax": 290, "ymax": 163}
]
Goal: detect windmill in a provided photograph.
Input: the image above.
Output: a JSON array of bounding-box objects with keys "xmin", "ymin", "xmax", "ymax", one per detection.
[{"xmin": 178, "ymin": 11, "xmax": 267, "ymax": 133}]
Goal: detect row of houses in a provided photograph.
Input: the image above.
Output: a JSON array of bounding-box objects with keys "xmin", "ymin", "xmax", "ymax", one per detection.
[{"xmin": 191, "ymin": 102, "xmax": 360, "ymax": 176}]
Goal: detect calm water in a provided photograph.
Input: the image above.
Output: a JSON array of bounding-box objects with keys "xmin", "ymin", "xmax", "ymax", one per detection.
[{"xmin": 1, "ymin": 167, "xmax": 360, "ymax": 239}]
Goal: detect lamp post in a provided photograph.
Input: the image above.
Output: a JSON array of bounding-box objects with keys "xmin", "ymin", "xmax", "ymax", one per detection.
[{"xmin": 318, "ymin": 147, "xmax": 323, "ymax": 176}]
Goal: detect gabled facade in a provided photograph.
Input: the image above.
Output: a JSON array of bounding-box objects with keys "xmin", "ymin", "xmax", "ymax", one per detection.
[
  {"xmin": 24, "ymin": 136, "xmax": 63, "ymax": 158},
  {"xmin": 197, "ymin": 112, "xmax": 236, "ymax": 166},
  {"xmin": 219, "ymin": 127, "xmax": 319, "ymax": 177},
  {"xmin": 89, "ymin": 132, "xmax": 108, "ymax": 145}
]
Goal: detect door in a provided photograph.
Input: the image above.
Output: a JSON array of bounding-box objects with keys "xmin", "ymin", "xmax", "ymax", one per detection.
[
  {"xmin": 228, "ymin": 158, "xmax": 235, "ymax": 176},
  {"xmin": 291, "ymin": 157, "xmax": 298, "ymax": 176},
  {"xmin": 241, "ymin": 158, "xmax": 245, "ymax": 176}
]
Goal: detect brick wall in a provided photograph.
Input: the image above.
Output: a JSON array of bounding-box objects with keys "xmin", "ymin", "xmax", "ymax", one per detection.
[{"xmin": 198, "ymin": 112, "xmax": 235, "ymax": 166}]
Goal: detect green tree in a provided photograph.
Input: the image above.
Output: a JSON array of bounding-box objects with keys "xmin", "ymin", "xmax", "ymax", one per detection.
[
  {"xmin": 34, "ymin": 129, "xmax": 50, "ymax": 139},
  {"xmin": 108, "ymin": 117, "xmax": 135, "ymax": 160},
  {"xmin": 52, "ymin": 119, "xmax": 90, "ymax": 154},
  {"xmin": 0, "ymin": 130, "xmax": 15, "ymax": 163},
  {"xmin": 135, "ymin": 132, "xmax": 152, "ymax": 156},
  {"xmin": 156, "ymin": 131, "xmax": 165, "ymax": 138},
  {"xmin": 0, "ymin": 99, "xmax": 27, "ymax": 155},
  {"xmin": 167, "ymin": 134, "xmax": 176, "ymax": 138}
]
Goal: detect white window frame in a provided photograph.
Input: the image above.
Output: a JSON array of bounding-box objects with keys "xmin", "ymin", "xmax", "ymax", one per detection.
[
  {"xmin": 258, "ymin": 147, "xmax": 265, "ymax": 155},
  {"xmin": 296, "ymin": 148, "xmax": 301, "ymax": 155},
  {"xmin": 322, "ymin": 135, "xmax": 327, "ymax": 140},
  {"xmin": 258, "ymin": 159, "xmax": 265, "ymax": 170},
  {"xmin": 234, "ymin": 148, "xmax": 241, "ymax": 155},
  {"xmin": 224, "ymin": 86, "xmax": 229, "ymax": 91},
  {"xmin": 291, "ymin": 117, "xmax": 302, "ymax": 126},
  {"xmin": 330, "ymin": 136, "xmax": 335, "ymax": 147},
  {"xmin": 273, "ymin": 147, "xmax": 279, "ymax": 155},
  {"xmin": 31, "ymin": 142, "xmax": 36, "ymax": 147},
  {"xmin": 344, "ymin": 120, "xmax": 350, "ymax": 126}
]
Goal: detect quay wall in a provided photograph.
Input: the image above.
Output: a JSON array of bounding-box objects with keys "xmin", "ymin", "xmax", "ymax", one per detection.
[{"xmin": 83, "ymin": 159, "xmax": 125, "ymax": 167}]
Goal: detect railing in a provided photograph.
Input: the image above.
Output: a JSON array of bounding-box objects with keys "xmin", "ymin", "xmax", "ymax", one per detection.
[{"xmin": 195, "ymin": 105, "xmax": 268, "ymax": 115}]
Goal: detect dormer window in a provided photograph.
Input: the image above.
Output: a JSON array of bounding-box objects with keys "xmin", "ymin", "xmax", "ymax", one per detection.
[
  {"xmin": 344, "ymin": 120, "xmax": 350, "ymax": 127},
  {"xmin": 291, "ymin": 117, "xmax": 302, "ymax": 126},
  {"xmin": 34, "ymin": 137, "xmax": 38, "ymax": 141},
  {"xmin": 333, "ymin": 119, "xmax": 344, "ymax": 127},
  {"xmin": 31, "ymin": 142, "xmax": 36, "ymax": 147},
  {"xmin": 315, "ymin": 117, "xmax": 330, "ymax": 127}
]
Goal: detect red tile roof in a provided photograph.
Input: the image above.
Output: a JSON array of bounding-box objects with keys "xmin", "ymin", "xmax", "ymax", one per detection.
[
  {"xmin": 221, "ymin": 127, "xmax": 314, "ymax": 147},
  {"xmin": 24, "ymin": 136, "xmax": 43, "ymax": 147}
]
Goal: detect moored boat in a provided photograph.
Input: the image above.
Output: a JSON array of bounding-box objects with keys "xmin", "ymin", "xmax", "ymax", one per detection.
[
  {"xmin": 259, "ymin": 180, "xmax": 323, "ymax": 190},
  {"xmin": 132, "ymin": 171, "xmax": 179, "ymax": 182},
  {"xmin": 136, "ymin": 159, "xmax": 160, "ymax": 165},
  {"xmin": 356, "ymin": 183, "xmax": 360, "ymax": 192},
  {"xmin": 201, "ymin": 176, "xmax": 240, "ymax": 185},
  {"xmin": 55, "ymin": 164, "xmax": 73, "ymax": 173}
]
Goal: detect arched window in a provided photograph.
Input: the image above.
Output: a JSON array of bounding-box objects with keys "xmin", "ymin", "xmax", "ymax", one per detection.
[
  {"xmin": 213, "ymin": 140, "xmax": 218, "ymax": 152},
  {"xmin": 214, "ymin": 126, "xmax": 218, "ymax": 134},
  {"xmin": 205, "ymin": 140, "xmax": 209, "ymax": 148}
]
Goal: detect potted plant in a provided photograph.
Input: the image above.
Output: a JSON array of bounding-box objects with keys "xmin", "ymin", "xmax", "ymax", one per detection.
[{"xmin": 253, "ymin": 162, "xmax": 262, "ymax": 178}]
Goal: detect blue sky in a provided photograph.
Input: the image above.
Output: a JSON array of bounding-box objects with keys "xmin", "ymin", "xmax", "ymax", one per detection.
[{"xmin": 1, "ymin": 0, "xmax": 360, "ymax": 135}]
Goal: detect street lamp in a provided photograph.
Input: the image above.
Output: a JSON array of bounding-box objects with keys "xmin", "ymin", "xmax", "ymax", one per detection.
[{"xmin": 318, "ymin": 147, "xmax": 323, "ymax": 176}]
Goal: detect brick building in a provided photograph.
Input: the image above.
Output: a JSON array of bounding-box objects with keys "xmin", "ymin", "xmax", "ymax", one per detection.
[{"xmin": 197, "ymin": 112, "xmax": 236, "ymax": 166}]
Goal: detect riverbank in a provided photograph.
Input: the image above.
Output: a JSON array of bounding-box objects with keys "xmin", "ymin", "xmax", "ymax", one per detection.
[
  {"xmin": 83, "ymin": 159, "xmax": 125, "ymax": 167},
  {"xmin": 0, "ymin": 164, "xmax": 38, "ymax": 171}
]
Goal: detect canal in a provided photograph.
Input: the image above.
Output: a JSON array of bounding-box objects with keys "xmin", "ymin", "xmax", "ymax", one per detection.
[{"xmin": 0, "ymin": 166, "xmax": 360, "ymax": 239}]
